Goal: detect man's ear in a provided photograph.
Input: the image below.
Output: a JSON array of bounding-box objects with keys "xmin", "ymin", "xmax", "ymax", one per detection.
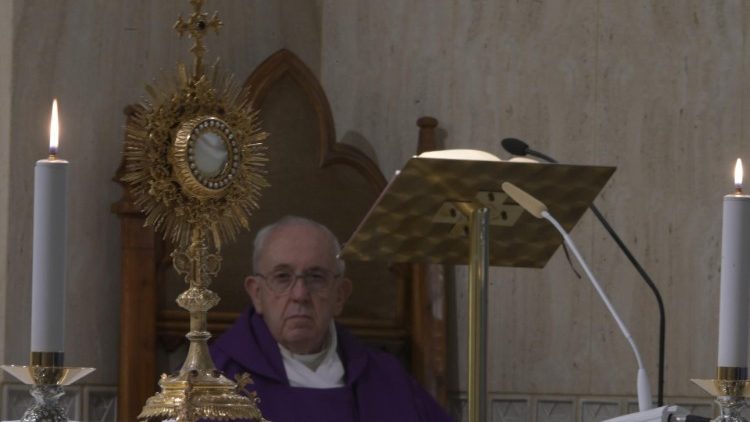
[
  {"xmin": 245, "ymin": 275, "xmax": 264, "ymax": 314},
  {"xmin": 333, "ymin": 277, "xmax": 353, "ymax": 316}
]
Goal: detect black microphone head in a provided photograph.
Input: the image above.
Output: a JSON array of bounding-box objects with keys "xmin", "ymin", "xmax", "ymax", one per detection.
[{"xmin": 501, "ymin": 138, "xmax": 530, "ymax": 156}]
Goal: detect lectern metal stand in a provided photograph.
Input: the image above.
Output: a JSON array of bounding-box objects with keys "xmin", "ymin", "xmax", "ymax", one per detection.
[
  {"xmin": 341, "ymin": 156, "xmax": 614, "ymax": 421},
  {"xmin": 468, "ymin": 208, "xmax": 489, "ymax": 422}
]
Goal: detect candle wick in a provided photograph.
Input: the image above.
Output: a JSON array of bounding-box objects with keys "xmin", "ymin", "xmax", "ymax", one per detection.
[{"xmin": 736, "ymin": 185, "xmax": 743, "ymax": 194}]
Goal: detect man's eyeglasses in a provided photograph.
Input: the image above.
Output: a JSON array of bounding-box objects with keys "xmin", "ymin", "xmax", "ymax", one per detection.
[{"xmin": 254, "ymin": 269, "xmax": 340, "ymax": 295}]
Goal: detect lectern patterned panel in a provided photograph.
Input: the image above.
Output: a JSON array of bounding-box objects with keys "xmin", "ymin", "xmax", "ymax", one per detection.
[{"xmin": 343, "ymin": 157, "xmax": 615, "ymax": 267}]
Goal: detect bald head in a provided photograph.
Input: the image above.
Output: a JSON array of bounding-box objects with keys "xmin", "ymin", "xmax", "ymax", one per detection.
[{"xmin": 253, "ymin": 216, "xmax": 346, "ymax": 278}]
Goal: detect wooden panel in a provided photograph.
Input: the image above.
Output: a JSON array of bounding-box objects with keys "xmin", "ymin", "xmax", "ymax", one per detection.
[
  {"xmin": 157, "ymin": 49, "xmax": 409, "ymax": 339},
  {"xmin": 112, "ymin": 140, "xmax": 160, "ymax": 422}
]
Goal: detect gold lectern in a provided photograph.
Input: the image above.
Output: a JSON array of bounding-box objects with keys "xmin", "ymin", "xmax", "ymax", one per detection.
[{"xmin": 341, "ymin": 155, "xmax": 615, "ymax": 422}]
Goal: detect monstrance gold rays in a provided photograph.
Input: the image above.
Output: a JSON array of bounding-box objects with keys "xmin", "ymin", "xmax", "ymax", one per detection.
[
  {"xmin": 123, "ymin": 62, "xmax": 268, "ymax": 250},
  {"xmin": 121, "ymin": 1, "xmax": 269, "ymax": 421}
]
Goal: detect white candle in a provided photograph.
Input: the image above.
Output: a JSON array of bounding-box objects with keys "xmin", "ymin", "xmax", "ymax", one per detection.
[
  {"xmin": 30, "ymin": 99, "xmax": 68, "ymax": 353},
  {"xmin": 718, "ymin": 158, "xmax": 750, "ymax": 368}
]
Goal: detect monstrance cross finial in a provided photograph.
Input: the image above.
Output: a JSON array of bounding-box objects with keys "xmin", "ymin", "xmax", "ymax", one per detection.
[{"xmin": 174, "ymin": 0, "xmax": 223, "ymax": 78}]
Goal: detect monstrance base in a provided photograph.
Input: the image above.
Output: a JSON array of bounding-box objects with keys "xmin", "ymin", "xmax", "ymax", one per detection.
[{"xmin": 138, "ymin": 369, "xmax": 267, "ymax": 422}]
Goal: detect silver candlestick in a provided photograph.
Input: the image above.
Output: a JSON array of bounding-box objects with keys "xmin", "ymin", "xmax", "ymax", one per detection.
[
  {"xmin": 1, "ymin": 352, "xmax": 95, "ymax": 422},
  {"xmin": 693, "ymin": 367, "xmax": 750, "ymax": 421}
]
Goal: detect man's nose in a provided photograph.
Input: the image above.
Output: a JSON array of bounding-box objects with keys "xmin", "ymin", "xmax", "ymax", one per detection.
[{"xmin": 289, "ymin": 277, "xmax": 311, "ymax": 299}]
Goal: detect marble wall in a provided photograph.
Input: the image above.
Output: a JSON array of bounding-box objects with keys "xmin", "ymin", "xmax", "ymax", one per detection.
[
  {"xmin": 321, "ymin": 0, "xmax": 750, "ymax": 410},
  {"xmin": 2, "ymin": 0, "xmax": 750, "ymax": 420},
  {"xmin": 0, "ymin": 0, "xmax": 12, "ymax": 371},
  {"xmin": 0, "ymin": 0, "xmax": 319, "ymax": 389}
]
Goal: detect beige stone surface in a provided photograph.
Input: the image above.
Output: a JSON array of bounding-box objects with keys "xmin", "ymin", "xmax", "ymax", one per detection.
[
  {"xmin": 0, "ymin": 0, "xmax": 317, "ymax": 384},
  {"xmin": 322, "ymin": 0, "xmax": 750, "ymax": 399},
  {"xmin": 0, "ymin": 1, "xmax": 13, "ymax": 379},
  {"xmin": 2, "ymin": 0, "xmax": 750, "ymax": 404},
  {"xmin": 592, "ymin": 0, "xmax": 745, "ymax": 397}
]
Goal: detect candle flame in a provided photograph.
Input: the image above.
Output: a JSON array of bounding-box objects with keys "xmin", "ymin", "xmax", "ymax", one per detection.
[
  {"xmin": 49, "ymin": 99, "xmax": 58, "ymax": 156},
  {"xmin": 735, "ymin": 158, "xmax": 743, "ymax": 191}
]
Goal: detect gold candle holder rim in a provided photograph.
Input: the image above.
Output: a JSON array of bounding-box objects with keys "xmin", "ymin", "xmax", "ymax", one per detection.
[
  {"xmin": 30, "ymin": 351, "xmax": 65, "ymax": 367},
  {"xmin": 718, "ymin": 366, "xmax": 749, "ymax": 381},
  {"xmin": 692, "ymin": 366, "xmax": 750, "ymax": 398},
  {"xmin": 1, "ymin": 364, "xmax": 95, "ymax": 386}
]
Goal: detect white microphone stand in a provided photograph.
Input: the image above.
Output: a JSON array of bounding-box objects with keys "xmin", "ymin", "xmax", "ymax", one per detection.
[{"xmin": 502, "ymin": 182, "xmax": 653, "ymax": 412}]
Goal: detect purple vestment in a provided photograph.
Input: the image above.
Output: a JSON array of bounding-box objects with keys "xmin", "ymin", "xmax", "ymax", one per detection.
[{"xmin": 210, "ymin": 307, "xmax": 454, "ymax": 422}]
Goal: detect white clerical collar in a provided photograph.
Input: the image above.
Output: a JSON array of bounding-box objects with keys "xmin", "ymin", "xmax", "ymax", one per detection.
[{"xmin": 279, "ymin": 321, "xmax": 345, "ymax": 388}]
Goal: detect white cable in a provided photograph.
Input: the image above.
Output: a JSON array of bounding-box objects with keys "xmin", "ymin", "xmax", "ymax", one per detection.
[
  {"xmin": 542, "ymin": 210, "xmax": 653, "ymax": 412},
  {"xmin": 501, "ymin": 181, "xmax": 653, "ymax": 411}
]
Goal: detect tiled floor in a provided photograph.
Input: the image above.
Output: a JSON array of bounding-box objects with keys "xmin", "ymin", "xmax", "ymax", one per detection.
[
  {"xmin": 450, "ymin": 394, "xmax": 721, "ymax": 422},
  {"xmin": 0, "ymin": 384, "xmax": 731, "ymax": 422},
  {"xmin": 492, "ymin": 399, "xmax": 528, "ymax": 422}
]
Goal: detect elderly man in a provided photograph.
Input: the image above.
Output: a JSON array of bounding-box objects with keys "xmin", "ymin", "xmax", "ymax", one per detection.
[{"xmin": 210, "ymin": 216, "xmax": 453, "ymax": 422}]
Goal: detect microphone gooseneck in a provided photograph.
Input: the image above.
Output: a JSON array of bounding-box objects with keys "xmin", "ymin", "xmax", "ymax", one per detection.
[
  {"xmin": 500, "ymin": 138, "xmax": 530, "ymax": 157},
  {"xmin": 501, "ymin": 138, "xmax": 559, "ymax": 163},
  {"xmin": 501, "ymin": 138, "xmax": 667, "ymax": 407},
  {"xmin": 525, "ymin": 149, "xmax": 558, "ymax": 164}
]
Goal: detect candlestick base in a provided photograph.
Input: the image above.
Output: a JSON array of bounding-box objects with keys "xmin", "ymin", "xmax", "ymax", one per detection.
[
  {"xmin": 692, "ymin": 374, "xmax": 750, "ymax": 421},
  {"xmin": 714, "ymin": 395, "xmax": 748, "ymax": 422},
  {"xmin": 1, "ymin": 363, "xmax": 95, "ymax": 422},
  {"xmin": 20, "ymin": 384, "xmax": 67, "ymax": 422}
]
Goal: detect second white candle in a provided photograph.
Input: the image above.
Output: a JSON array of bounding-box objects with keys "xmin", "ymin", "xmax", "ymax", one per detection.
[
  {"xmin": 30, "ymin": 100, "xmax": 68, "ymax": 353},
  {"xmin": 718, "ymin": 160, "xmax": 750, "ymax": 368}
]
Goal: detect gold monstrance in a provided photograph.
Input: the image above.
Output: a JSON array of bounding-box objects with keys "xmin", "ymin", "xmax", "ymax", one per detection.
[{"xmin": 122, "ymin": 1, "xmax": 268, "ymax": 421}]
